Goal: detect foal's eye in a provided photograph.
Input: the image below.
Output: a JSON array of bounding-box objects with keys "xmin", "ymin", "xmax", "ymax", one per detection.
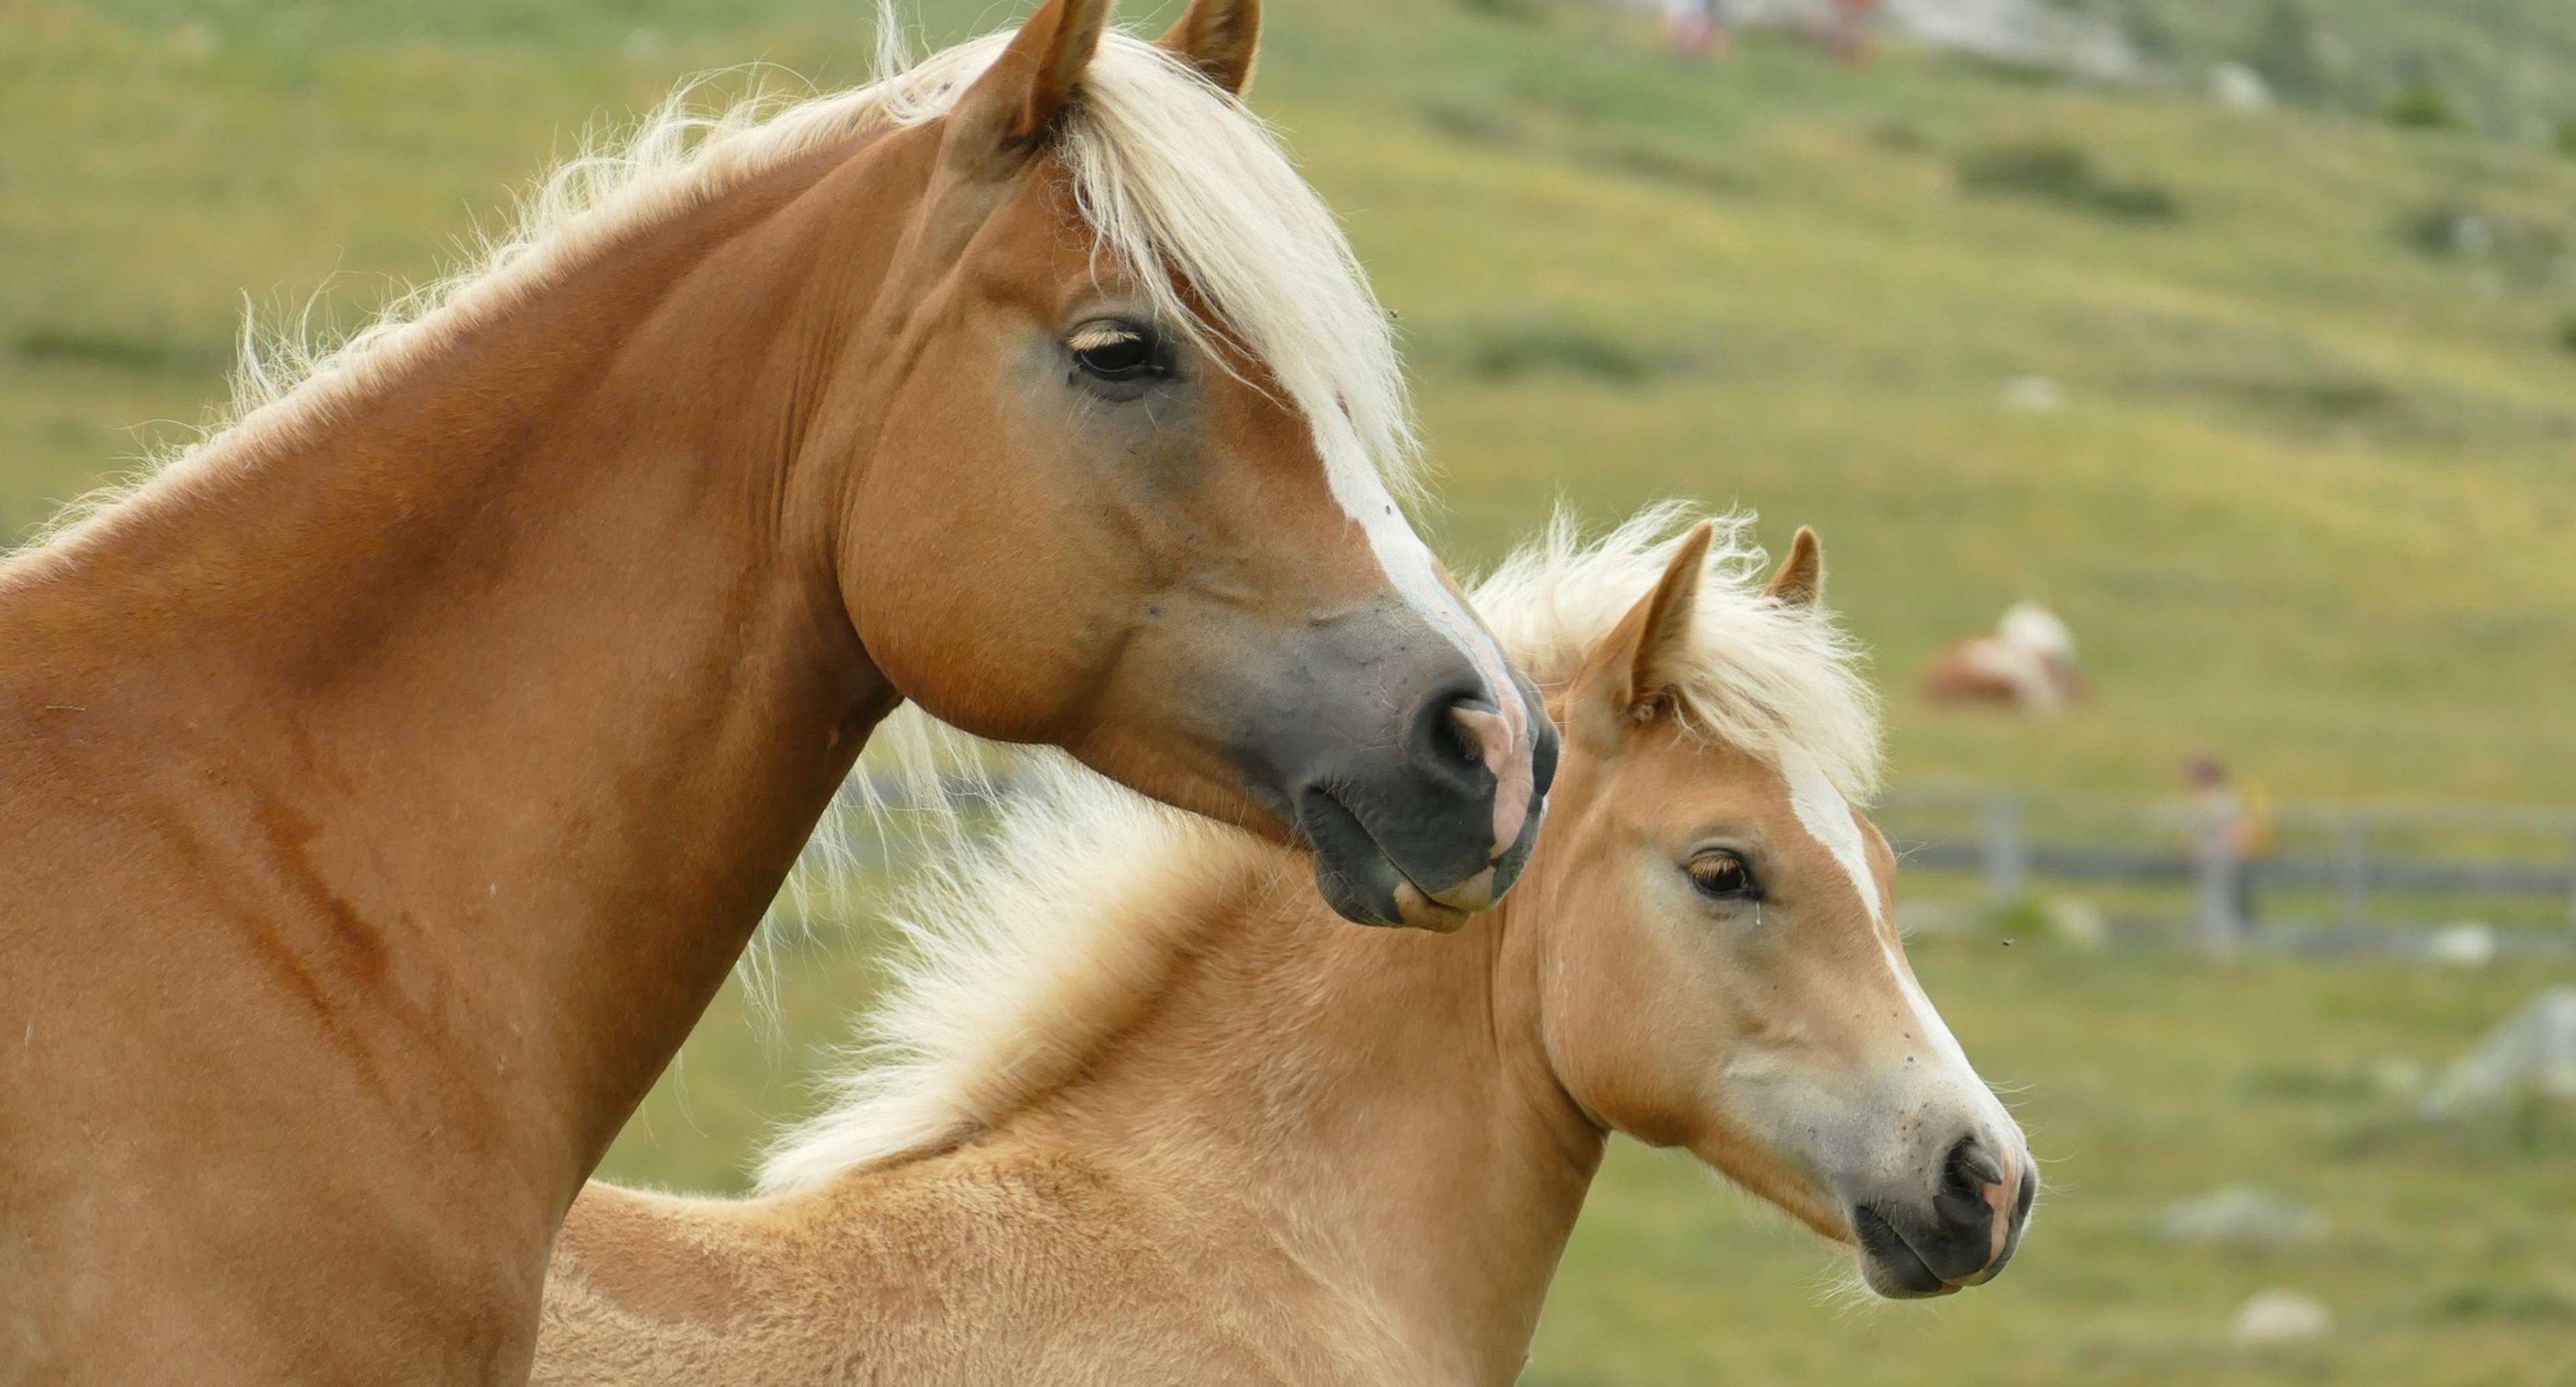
[
  {"xmin": 1067, "ymin": 321, "xmax": 1165, "ymax": 383},
  {"xmin": 1684, "ymin": 849, "xmax": 1762, "ymax": 902}
]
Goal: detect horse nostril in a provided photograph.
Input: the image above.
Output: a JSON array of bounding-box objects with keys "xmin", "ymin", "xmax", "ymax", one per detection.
[
  {"xmin": 1409, "ymin": 680, "xmax": 1501, "ymax": 781},
  {"xmin": 1945, "ymin": 1136, "xmax": 2006, "ymax": 1195},
  {"xmin": 1932, "ymin": 1135, "xmax": 2012, "ymax": 1251},
  {"xmin": 1399, "ymin": 678, "xmax": 1538, "ymax": 871},
  {"xmin": 1433, "ymin": 701, "xmax": 1488, "ymax": 771},
  {"xmin": 1527, "ymin": 707, "xmax": 1559, "ymax": 798}
]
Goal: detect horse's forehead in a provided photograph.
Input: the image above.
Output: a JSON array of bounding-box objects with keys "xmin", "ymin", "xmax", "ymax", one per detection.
[
  {"xmin": 1775, "ymin": 746, "xmax": 1884, "ymax": 926},
  {"xmin": 960, "ymin": 161, "xmax": 1119, "ymax": 290},
  {"xmin": 1587, "ymin": 734, "xmax": 1886, "ymax": 934}
]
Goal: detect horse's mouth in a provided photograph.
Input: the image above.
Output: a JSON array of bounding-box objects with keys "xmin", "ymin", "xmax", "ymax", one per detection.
[
  {"xmin": 1850, "ymin": 1206, "xmax": 1966, "ymax": 1300},
  {"xmin": 1295, "ymin": 788, "xmax": 1473, "ymax": 932}
]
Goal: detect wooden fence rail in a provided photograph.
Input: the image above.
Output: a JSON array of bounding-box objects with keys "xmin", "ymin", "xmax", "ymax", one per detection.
[
  {"xmin": 814, "ymin": 772, "xmax": 2576, "ymax": 956},
  {"xmin": 1896, "ymin": 840, "xmax": 2576, "ymax": 899},
  {"xmin": 1878, "ymin": 785, "xmax": 2576, "ymax": 955}
]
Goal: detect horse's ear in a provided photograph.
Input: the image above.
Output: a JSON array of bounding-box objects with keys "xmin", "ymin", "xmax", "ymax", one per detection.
[
  {"xmin": 949, "ymin": 0, "xmax": 1116, "ymax": 161},
  {"xmin": 1158, "ymin": 0, "xmax": 1260, "ymax": 97},
  {"xmin": 1766, "ymin": 526, "xmax": 1823, "ymax": 608},
  {"xmin": 1568, "ymin": 521, "xmax": 1714, "ymax": 748}
]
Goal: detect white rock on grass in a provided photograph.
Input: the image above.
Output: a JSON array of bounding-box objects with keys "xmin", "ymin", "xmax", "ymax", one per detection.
[
  {"xmin": 2422, "ymin": 987, "xmax": 2576, "ymax": 1119},
  {"xmin": 2042, "ymin": 895, "xmax": 2109, "ymax": 951},
  {"xmin": 2208, "ymin": 62, "xmax": 2272, "ymax": 113},
  {"xmin": 2002, "ymin": 376, "xmax": 2065, "ymax": 412},
  {"xmin": 2233, "ymin": 1290, "xmax": 2332, "ymax": 1346},
  {"xmin": 2424, "ymin": 922, "xmax": 2498, "ymax": 968},
  {"xmin": 2159, "ymin": 1185, "xmax": 2327, "ymax": 1249}
]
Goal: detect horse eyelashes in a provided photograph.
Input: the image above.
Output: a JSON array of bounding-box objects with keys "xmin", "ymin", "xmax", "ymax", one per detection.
[{"xmin": 1066, "ymin": 323, "xmax": 1138, "ymax": 353}]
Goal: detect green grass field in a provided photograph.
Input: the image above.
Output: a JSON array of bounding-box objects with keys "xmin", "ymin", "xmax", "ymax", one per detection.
[{"xmin": 9, "ymin": 0, "xmax": 2576, "ymax": 1380}]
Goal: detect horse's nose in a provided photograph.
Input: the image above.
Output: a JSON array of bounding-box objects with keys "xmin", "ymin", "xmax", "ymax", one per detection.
[
  {"xmin": 1401, "ymin": 679, "xmax": 1556, "ymax": 907},
  {"xmin": 1284, "ymin": 638, "xmax": 1558, "ymax": 931},
  {"xmin": 1931, "ymin": 1135, "xmax": 2035, "ymax": 1285},
  {"xmin": 1411, "ymin": 684, "xmax": 1525, "ymax": 838}
]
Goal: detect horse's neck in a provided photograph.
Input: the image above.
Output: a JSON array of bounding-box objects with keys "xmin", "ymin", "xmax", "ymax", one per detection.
[
  {"xmin": 1, "ymin": 133, "xmax": 902, "ymax": 1193},
  {"xmin": 1031, "ymin": 884, "xmax": 1607, "ymax": 1382}
]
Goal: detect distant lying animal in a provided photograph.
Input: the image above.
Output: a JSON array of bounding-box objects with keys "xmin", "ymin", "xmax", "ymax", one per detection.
[
  {"xmin": 534, "ymin": 509, "xmax": 2037, "ymax": 1387},
  {"xmin": 1921, "ymin": 600, "xmax": 2082, "ymax": 711}
]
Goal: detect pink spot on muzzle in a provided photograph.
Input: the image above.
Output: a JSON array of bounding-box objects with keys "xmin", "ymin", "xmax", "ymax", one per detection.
[
  {"xmin": 1982, "ymin": 1150, "xmax": 2021, "ymax": 1268},
  {"xmin": 1450, "ymin": 703, "xmax": 1532, "ymax": 856}
]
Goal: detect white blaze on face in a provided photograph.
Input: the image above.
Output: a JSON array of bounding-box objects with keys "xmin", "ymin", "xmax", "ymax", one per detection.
[
  {"xmin": 1780, "ymin": 746, "xmax": 1883, "ymax": 928},
  {"xmin": 1778, "ymin": 750, "xmax": 2025, "ymax": 1255},
  {"xmin": 1778, "ymin": 747, "xmax": 1978, "ymax": 1076},
  {"xmin": 1318, "ymin": 436, "xmax": 1534, "ymax": 851}
]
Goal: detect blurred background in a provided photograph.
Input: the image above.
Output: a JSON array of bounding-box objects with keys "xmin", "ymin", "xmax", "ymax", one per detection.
[{"xmin": 8, "ymin": 0, "xmax": 2576, "ymax": 1380}]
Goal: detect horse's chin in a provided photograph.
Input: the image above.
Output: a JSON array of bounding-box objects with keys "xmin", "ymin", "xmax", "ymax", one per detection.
[{"xmin": 1307, "ymin": 843, "xmax": 1471, "ymax": 932}]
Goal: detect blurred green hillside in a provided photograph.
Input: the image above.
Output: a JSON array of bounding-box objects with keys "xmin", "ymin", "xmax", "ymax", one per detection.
[
  {"xmin": 8, "ymin": 0, "xmax": 2576, "ymax": 806},
  {"xmin": 11, "ymin": 3, "xmax": 2576, "ymax": 1385},
  {"xmin": 2107, "ymin": 0, "xmax": 2576, "ymax": 134}
]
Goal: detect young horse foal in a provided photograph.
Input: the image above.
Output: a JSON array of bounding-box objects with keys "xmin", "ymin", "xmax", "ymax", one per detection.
[{"xmin": 537, "ymin": 512, "xmax": 2036, "ymax": 1386}]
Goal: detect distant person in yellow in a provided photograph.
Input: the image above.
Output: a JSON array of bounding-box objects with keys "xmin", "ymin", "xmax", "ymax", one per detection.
[{"xmin": 2187, "ymin": 755, "xmax": 2275, "ymax": 926}]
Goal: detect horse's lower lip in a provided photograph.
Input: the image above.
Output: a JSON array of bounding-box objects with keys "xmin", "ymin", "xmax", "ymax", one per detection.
[
  {"xmin": 1389, "ymin": 879, "xmax": 1472, "ymax": 932},
  {"xmin": 1298, "ymin": 789, "xmax": 1468, "ymax": 930},
  {"xmin": 1850, "ymin": 1206, "xmax": 1957, "ymax": 1299}
]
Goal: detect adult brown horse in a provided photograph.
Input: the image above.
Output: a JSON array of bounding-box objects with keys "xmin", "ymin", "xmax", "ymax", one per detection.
[{"xmin": 0, "ymin": 3, "xmax": 1554, "ymax": 1382}]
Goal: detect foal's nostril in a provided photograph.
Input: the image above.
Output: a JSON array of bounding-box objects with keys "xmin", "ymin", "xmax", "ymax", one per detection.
[
  {"xmin": 1931, "ymin": 1135, "xmax": 2013, "ymax": 1262},
  {"xmin": 1945, "ymin": 1136, "xmax": 2006, "ymax": 1195}
]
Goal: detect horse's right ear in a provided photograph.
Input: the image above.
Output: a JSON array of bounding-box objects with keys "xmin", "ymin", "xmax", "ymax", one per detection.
[
  {"xmin": 1159, "ymin": 0, "xmax": 1260, "ymax": 97},
  {"xmin": 1766, "ymin": 526, "xmax": 1823, "ymax": 608},
  {"xmin": 947, "ymin": 0, "xmax": 1115, "ymax": 167},
  {"xmin": 1566, "ymin": 521, "xmax": 1713, "ymax": 752}
]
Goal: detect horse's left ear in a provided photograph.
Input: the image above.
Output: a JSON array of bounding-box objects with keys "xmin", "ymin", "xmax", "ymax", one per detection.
[
  {"xmin": 1158, "ymin": 0, "xmax": 1260, "ymax": 96},
  {"xmin": 1568, "ymin": 521, "xmax": 1713, "ymax": 749},
  {"xmin": 1766, "ymin": 526, "xmax": 1823, "ymax": 608}
]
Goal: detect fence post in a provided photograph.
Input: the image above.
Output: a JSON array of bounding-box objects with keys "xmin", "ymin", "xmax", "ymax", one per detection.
[
  {"xmin": 2337, "ymin": 814, "xmax": 2371, "ymax": 930},
  {"xmin": 2195, "ymin": 803, "xmax": 2243, "ymax": 958},
  {"xmin": 1984, "ymin": 793, "xmax": 2027, "ymax": 905},
  {"xmin": 2565, "ymin": 831, "xmax": 2576, "ymax": 936}
]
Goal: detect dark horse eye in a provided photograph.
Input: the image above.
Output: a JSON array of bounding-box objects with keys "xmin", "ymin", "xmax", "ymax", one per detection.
[
  {"xmin": 1068, "ymin": 321, "xmax": 1163, "ymax": 383},
  {"xmin": 1684, "ymin": 849, "xmax": 1761, "ymax": 902}
]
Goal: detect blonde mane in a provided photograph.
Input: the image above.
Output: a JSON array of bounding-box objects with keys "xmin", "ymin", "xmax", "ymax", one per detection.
[
  {"xmin": 757, "ymin": 503, "xmax": 1883, "ymax": 1192},
  {"xmin": 25, "ymin": 4, "xmax": 1421, "ymax": 549},
  {"xmin": 1474, "ymin": 502, "xmax": 1883, "ymax": 803}
]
